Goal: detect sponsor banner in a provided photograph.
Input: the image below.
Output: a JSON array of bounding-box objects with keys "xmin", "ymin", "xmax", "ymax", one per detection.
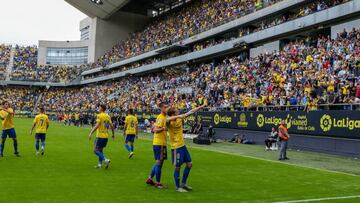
[{"xmin": 196, "ymin": 111, "xmax": 360, "ymax": 139}]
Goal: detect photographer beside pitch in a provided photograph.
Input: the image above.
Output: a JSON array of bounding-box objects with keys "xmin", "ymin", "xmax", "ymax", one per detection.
[
  {"xmin": 166, "ymin": 104, "xmax": 206, "ymax": 192},
  {"xmin": 278, "ymin": 120, "xmax": 290, "ymax": 161}
]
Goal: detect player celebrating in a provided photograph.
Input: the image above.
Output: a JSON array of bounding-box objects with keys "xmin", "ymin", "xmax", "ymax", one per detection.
[
  {"xmin": 146, "ymin": 102, "xmax": 168, "ymax": 189},
  {"xmin": 0, "ymin": 101, "xmax": 19, "ymax": 157},
  {"xmin": 123, "ymin": 109, "xmax": 138, "ymax": 159},
  {"xmin": 166, "ymin": 104, "xmax": 205, "ymax": 192},
  {"xmin": 88, "ymin": 104, "xmax": 115, "ymax": 169},
  {"xmin": 30, "ymin": 107, "xmax": 50, "ymax": 155}
]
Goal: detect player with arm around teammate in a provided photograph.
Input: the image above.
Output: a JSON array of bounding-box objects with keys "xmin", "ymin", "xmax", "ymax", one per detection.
[
  {"xmin": 30, "ymin": 107, "xmax": 49, "ymax": 156},
  {"xmin": 88, "ymin": 105, "xmax": 115, "ymax": 169},
  {"xmin": 146, "ymin": 102, "xmax": 168, "ymax": 189},
  {"xmin": 166, "ymin": 104, "xmax": 205, "ymax": 192}
]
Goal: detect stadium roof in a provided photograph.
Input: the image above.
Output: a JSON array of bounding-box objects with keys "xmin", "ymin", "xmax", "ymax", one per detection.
[
  {"xmin": 65, "ymin": 0, "xmax": 191, "ymax": 19},
  {"xmin": 64, "ymin": 0, "xmax": 131, "ymax": 19}
]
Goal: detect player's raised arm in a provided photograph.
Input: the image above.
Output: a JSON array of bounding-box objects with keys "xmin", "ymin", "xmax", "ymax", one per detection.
[
  {"xmin": 167, "ymin": 104, "xmax": 206, "ymax": 122},
  {"xmin": 1, "ymin": 108, "xmax": 14, "ymax": 116}
]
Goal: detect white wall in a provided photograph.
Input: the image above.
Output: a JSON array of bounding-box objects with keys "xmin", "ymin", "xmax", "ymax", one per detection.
[
  {"xmin": 250, "ymin": 41, "xmax": 279, "ymax": 58},
  {"xmin": 88, "ymin": 11, "xmax": 149, "ymax": 63}
]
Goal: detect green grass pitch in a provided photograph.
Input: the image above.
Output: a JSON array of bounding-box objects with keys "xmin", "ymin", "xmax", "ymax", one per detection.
[{"xmin": 0, "ymin": 118, "xmax": 359, "ymax": 203}]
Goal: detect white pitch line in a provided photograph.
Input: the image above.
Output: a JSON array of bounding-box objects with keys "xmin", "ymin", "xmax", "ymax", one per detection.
[
  {"xmin": 138, "ymin": 136, "xmax": 359, "ymax": 177},
  {"xmin": 273, "ymin": 195, "xmax": 360, "ymax": 203},
  {"xmin": 187, "ymin": 145, "xmax": 359, "ymax": 177}
]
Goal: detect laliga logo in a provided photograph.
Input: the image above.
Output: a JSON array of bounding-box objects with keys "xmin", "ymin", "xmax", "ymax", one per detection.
[
  {"xmin": 257, "ymin": 114, "xmax": 265, "ymax": 127},
  {"xmin": 320, "ymin": 114, "xmax": 332, "ymax": 132},
  {"xmin": 213, "ymin": 114, "xmax": 232, "ymax": 125},
  {"xmin": 214, "ymin": 114, "xmax": 220, "ymax": 125}
]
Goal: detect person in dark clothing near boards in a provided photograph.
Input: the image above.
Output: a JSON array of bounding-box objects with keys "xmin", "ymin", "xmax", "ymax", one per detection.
[{"xmin": 278, "ymin": 120, "xmax": 290, "ymax": 161}]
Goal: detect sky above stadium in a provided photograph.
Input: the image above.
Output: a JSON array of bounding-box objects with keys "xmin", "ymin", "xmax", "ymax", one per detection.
[{"xmin": 0, "ymin": 0, "xmax": 86, "ymax": 45}]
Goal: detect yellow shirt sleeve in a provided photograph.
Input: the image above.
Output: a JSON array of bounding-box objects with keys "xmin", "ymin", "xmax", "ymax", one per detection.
[{"xmin": 0, "ymin": 110, "xmax": 8, "ymax": 119}]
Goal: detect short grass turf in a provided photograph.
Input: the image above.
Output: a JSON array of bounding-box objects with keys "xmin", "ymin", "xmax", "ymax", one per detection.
[{"xmin": 0, "ymin": 118, "xmax": 359, "ymax": 203}]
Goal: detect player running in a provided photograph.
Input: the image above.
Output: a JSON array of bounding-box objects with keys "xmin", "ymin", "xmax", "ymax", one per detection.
[
  {"xmin": 0, "ymin": 101, "xmax": 19, "ymax": 157},
  {"xmin": 123, "ymin": 109, "xmax": 138, "ymax": 159},
  {"xmin": 146, "ymin": 102, "xmax": 168, "ymax": 189},
  {"xmin": 166, "ymin": 104, "xmax": 205, "ymax": 192},
  {"xmin": 88, "ymin": 104, "xmax": 115, "ymax": 169},
  {"xmin": 30, "ymin": 107, "xmax": 50, "ymax": 156}
]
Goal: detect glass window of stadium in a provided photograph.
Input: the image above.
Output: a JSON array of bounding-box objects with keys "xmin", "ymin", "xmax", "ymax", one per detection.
[{"xmin": 46, "ymin": 47, "xmax": 88, "ymax": 65}]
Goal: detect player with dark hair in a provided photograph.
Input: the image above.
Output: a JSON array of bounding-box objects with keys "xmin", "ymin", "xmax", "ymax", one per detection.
[
  {"xmin": 166, "ymin": 104, "xmax": 205, "ymax": 192},
  {"xmin": 88, "ymin": 104, "xmax": 115, "ymax": 169},
  {"xmin": 146, "ymin": 102, "xmax": 168, "ymax": 189},
  {"xmin": 123, "ymin": 108, "xmax": 138, "ymax": 159},
  {"xmin": 30, "ymin": 107, "xmax": 49, "ymax": 155},
  {"xmin": 0, "ymin": 101, "xmax": 19, "ymax": 157}
]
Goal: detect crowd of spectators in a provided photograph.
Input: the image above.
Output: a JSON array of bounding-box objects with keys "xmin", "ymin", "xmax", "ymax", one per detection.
[
  {"xmin": 0, "ymin": 44, "xmax": 12, "ymax": 80},
  {"xmin": 11, "ymin": 64, "xmax": 85, "ymax": 83},
  {"xmin": 2, "ymin": 27, "xmax": 359, "ymax": 113},
  {"xmin": 9, "ymin": 45, "xmax": 86, "ymax": 83},
  {"xmin": 0, "ymin": 86, "xmax": 40, "ymax": 111},
  {"xmin": 95, "ymin": 0, "xmax": 282, "ymax": 67},
  {"xmin": 0, "ymin": 44, "xmax": 11, "ymax": 65},
  {"xmin": 86, "ymin": 0, "xmax": 350, "ymax": 80}
]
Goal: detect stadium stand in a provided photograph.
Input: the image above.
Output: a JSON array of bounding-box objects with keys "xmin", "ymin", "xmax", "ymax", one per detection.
[
  {"xmin": 94, "ymin": 0, "xmax": 281, "ymax": 68},
  {"xmin": 83, "ymin": 0, "xmax": 351, "ymax": 79},
  {"xmin": 2, "ymin": 27, "xmax": 359, "ymax": 113},
  {"xmin": 0, "ymin": 44, "xmax": 11, "ymax": 80}
]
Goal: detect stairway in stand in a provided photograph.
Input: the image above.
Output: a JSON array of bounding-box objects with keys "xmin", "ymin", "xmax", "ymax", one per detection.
[{"xmin": 5, "ymin": 47, "xmax": 15, "ymax": 81}]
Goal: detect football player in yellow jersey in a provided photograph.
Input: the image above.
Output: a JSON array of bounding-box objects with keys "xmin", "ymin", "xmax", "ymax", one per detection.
[
  {"xmin": 123, "ymin": 109, "xmax": 138, "ymax": 159},
  {"xmin": 74, "ymin": 113, "xmax": 80, "ymax": 127},
  {"xmin": 0, "ymin": 101, "xmax": 19, "ymax": 157},
  {"xmin": 166, "ymin": 104, "xmax": 205, "ymax": 192},
  {"xmin": 63, "ymin": 113, "xmax": 68, "ymax": 126},
  {"xmin": 146, "ymin": 102, "xmax": 168, "ymax": 189},
  {"xmin": 30, "ymin": 107, "xmax": 49, "ymax": 156},
  {"xmin": 88, "ymin": 105, "xmax": 115, "ymax": 169}
]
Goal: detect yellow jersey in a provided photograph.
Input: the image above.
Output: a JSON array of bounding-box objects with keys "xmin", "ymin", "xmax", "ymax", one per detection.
[
  {"xmin": 125, "ymin": 115, "xmax": 138, "ymax": 135},
  {"xmin": 75, "ymin": 113, "xmax": 80, "ymax": 120},
  {"xmin": 96, "ymin": 112, "xmax": 112, "ymax": 138},
  {"xmin": 153, "ymin": 113, "xmax": 167, "ymax": 146},
  {"xmin": 33, "ymin": 113, "xmax": 49, "ymax": 134},
  {"xmin": 0, "ymin": 108, "xmax": 14, "ymax": 130},
  {"xmin": 167, "ymin": 118, "xmax": 185, "ymax": 149}
]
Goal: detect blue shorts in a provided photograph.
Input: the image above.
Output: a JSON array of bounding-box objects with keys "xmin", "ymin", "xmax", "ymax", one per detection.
[
  {"xmin": 153, "ymin": 145, "xmax": 167, "ymax": 161},
  {"xmin": 36, "ymin": 133, "xmax": 46, "ymax": 141},
  {"xmin": 125, "ymin": 134, "xmax": 135, "ymax": 143},
  {"xmin": 95, "ymin": 138, "xmax": 108, "ymax": 149},
  {"xmin": 2, "ymin": 128, "xmax": 16, "ymax": 139},
  {"xmin": 171, "ymin": 146, "xmax": 192, "ymax": 167}
]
